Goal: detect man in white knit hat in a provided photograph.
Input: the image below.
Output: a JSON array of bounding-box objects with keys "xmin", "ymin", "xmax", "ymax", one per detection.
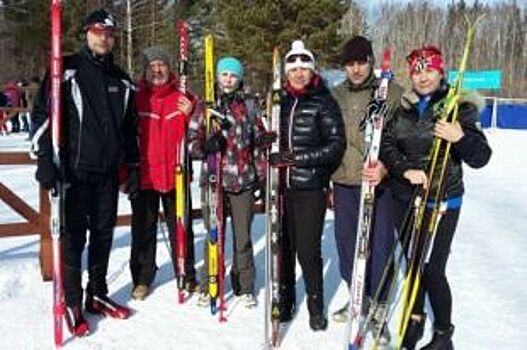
[{"xmin": 268, "ymin": 40, "xmax": 345, "ymax": 331}]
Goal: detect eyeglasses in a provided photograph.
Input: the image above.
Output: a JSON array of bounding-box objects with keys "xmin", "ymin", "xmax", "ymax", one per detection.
[{"xmin": 286, "ymin": 54, "xmax": 312, "ymax": 63}]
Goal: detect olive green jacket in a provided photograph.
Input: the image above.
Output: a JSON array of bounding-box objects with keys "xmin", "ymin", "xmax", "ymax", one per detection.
[{"xmin": 330, "ymin": 73, "xmax": 403, "ymax": 186}]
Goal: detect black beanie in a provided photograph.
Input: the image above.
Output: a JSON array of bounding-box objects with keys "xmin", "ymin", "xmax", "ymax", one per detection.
[
  {"xmin": 83, "ymin": 9, "xmax": 117, "ymax": 32},
  {"xmin": 342, "ymin": 36, "xmax": 374, "ymax": 64}
]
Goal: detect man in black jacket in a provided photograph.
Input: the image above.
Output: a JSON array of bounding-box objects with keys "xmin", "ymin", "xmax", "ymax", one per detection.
[
  {"xmin": 32, "ymin": 9, "xmax": 139, "ymax": 337},
  {"xmin": 269, "ymin": 40, "xmax": 345, "ymax": 331}
]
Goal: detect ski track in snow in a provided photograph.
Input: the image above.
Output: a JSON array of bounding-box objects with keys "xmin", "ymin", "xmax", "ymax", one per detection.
[{"xmin": 0, "ymin": 130, "xmax": 526, "ymax": 349}]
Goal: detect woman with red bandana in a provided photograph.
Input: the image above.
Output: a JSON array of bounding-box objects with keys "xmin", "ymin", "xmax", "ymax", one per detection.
[
  {"xmin": 380, "ymin": 46, "xmax": 491, "ymax": 349},
  {"xmin": 268, "ymin": 40, "xmax": 345, "ymax": 331}
]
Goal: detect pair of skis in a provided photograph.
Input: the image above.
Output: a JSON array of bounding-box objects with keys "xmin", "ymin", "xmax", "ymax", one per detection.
[
  {"xmin": 203, "ymin": 34, "xmax": 227, "ymax": 322},
  {"xmin": 343, "ymin": 49, "xmax": 393, "ymax": 350},
  {"xmin": 174, "ymin": 20, "xmax": 190, "ymax": 304},
  {"xmin": 264, "ymin": 47, "xmax": 284, "ymax": 349}
]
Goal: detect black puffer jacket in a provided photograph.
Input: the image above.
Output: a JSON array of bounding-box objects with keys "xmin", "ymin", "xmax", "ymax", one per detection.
[
  {"xmin": 380, "ymin": 84, "xmax": 492, "ymax": 202},
  {"xmin": 280, "ymin": 76, "xmax": 346, "ymax": 190},
  {"xmin": 32, "ymin": 46, "xmax": 139, "ymax": 178}
]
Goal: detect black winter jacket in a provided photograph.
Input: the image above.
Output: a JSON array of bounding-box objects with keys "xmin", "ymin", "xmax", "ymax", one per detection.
[
  {"xmin": 32, "ymin": 46, "xmax": 139, "ymax": 178},
  {"xmin": 380, "ymin": 84, "xmax": 491, "ymax": 203},
  {"xmin": 280, "ymin": 77, "xmax": 346, "ymax": 190}
]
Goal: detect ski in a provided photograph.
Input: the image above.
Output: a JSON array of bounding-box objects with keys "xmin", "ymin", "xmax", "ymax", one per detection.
[
  {"xmin": 49, "ymin": 0, "xmax": 65, "ymax": 347},
  {"xmin": 174, "ymin": 19, "xmax": 189, "ymax": 304},
  {"xmin": 264, "ymin": 47, "xmax": 283, "ymax": 349},
  {"xmin": 344, "ymin": 49, "xmax": 393, "ymax": 350}
]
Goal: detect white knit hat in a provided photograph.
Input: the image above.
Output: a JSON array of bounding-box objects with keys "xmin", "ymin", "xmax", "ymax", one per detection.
[{"xmin": 284, "ymin": 40, "xmax": 315, "ymax": 72}]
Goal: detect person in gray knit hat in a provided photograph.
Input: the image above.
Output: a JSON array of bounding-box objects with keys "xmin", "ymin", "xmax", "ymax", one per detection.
[
  {"xmin": 141, "ymin": 46, "xmax": 172, "ymax": 76},
  {"xmin": 129, "ymin": 44, "xmax": 198, "ymax": 301}
]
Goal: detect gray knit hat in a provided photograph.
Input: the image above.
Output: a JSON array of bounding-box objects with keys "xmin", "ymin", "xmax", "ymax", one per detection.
[{"xmin": 141, "ymin": 46, "xmax": 171, "ymax": 72}]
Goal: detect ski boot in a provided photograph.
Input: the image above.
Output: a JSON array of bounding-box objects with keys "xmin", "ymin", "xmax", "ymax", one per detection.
[
  {"xmin": 85, "ymin": 293, "xmax": 132, "ymax": 319},
  {"xmin": 65, "ymin": 304, "xmax": 90, "ymax": 337}
]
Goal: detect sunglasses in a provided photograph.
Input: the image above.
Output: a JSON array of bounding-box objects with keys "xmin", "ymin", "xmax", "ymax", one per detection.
[
  {"xmin": 286, "ymin": 54, "xmax": 312, "ymax": 63},
  {"xmin": 88, "ymin": 25, "xmax": 116, "ymax": 37}
]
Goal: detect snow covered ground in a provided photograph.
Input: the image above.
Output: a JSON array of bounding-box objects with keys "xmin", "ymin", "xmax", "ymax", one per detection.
[{"xmin": 0, "ymin": 129, "xmax": 525, "ymax": 349}]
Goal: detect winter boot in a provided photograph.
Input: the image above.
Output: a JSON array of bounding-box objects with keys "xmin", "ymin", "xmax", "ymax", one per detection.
[
  {"xmin": 184, "ymin": 277, "xmax": 199, "ymax": 293},
  {"xmin": 131, "ymin": 285, "xmax": 149, "ymax": 301},
  {"xmin": 307, "ymin": 294, "xmax": 327, "ymax": 331},
  {"xmin": 401, "ymin": 313, "xmax": 426, "ymax": 350},
  {"xmin": 65, "ymin": 304, "xmax": 90, "ymax": 337},
  {"xmin": 197, "ymin": 292, "xmax": 211, "ymax": 307},
  {"xmin": 230, "ymin": 271, "xmax": 241, "ymax": 296},
  {"xmin": 421, "ymin": 325, "xmax": 455, "ymax": 350},
  {"xmin": 331, "ymin": 301, "xmax": 349, "ymax": 323},
  {"xmin": 240, "ymin": 293, "xmax": 258, "ymax": 309},
  {"xmin": 85, "ymin": 293, "xmax": 132, "ymax": 319},
  {"xmin": 279, "ymin": 286, "xmax": 296, "ymax": 323}
]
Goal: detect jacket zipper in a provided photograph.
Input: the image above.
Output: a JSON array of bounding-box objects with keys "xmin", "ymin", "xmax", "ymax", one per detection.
[{"xmin": 287, "ymin": 98, "xmax": 298, "ymax": 188}]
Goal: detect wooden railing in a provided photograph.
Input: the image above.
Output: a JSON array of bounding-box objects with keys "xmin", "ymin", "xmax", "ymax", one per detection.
[{"xmin": 0, "ymin": 151, "xmax": 265, "ymax": 281}]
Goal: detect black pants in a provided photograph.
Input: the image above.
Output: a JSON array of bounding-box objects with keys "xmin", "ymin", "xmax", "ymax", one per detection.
[
  {"xmin": 62, "ymin": 172, "xmax": 119, "ymax": 307},
  {"xmin": 395, "ymin": 199, "xmax": 460, "ymax": 330},
  {"xmin": 280, "ymin": 189, "xmax": 327, "ymax": 313},
  {"xmin": 130, "ymin": 190, "xmax": 196, "ymax": 287}
]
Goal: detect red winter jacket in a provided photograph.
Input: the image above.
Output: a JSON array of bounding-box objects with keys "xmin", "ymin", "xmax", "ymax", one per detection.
[{"xmin": 135, "ymin": 76, "xmax": 194, "ymax": 192}]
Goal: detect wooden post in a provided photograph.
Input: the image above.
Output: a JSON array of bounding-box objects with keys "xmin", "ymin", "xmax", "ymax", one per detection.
[{"xmin": 39, "ymin": 186, "xmax": 52, "ymax": 281}]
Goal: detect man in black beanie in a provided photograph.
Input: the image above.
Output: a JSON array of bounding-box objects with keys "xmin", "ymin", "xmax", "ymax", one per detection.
[
  {"xmin": 32, "ymin": 8, "xmax": 139, "ymax": 337},
  {"xmin": 330, "ymin": 35, "xmax": 403, "ymax": 343}
]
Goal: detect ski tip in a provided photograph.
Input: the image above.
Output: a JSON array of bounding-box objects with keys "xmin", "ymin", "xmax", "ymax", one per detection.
[
  {"xmin": 178, "ymin": 291, "xmax": 185, "ymax": 304},
  {"xmin": 210, "ymin": 303, "xmax": 217, "ymax": 315}
]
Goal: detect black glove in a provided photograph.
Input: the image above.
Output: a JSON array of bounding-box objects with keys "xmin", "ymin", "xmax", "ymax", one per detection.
[
  {"xmin": 269, "ymin": 151, "xmax": 296, "ymax": 168},
  {"xmin": 216, "ymin": 115, "xmax": 232, "ymax": 131},
  {"xmin": 252, "ymin": 181, "xmax": 266, "ymax": 202},
  {"xmin": 124, "ymin": 166, "xmax": 140, "ymax": 200},
  {"xmin": 204, "ymin": 133, "xmax": 226, "ymax": 154},
  {"xmin": 35, "ymin": 157, "xmax": 58, "ymax": 190},
  {"xmin": 255, "ymin": 131, "xmax": 277, "ymax": 150}
]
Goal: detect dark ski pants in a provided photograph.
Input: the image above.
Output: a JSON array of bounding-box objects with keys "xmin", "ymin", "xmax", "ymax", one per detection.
[
  {"xmin": 200, "ymin": 188, "xmax": 256, "ymax": 295},
  {"xmin": 130, "ymin": 189, "xmax": 196, "ymax": 287},
  {"xmin": 62, "ymin": 173, "xmax": 118, "ymax": 307},
  {"xmin": 280, "ymin": 189, "xmax": 327, "ymax": 313},
  {"xmin": 394, "ymin": 199, "xmax": 460, "ymax": 331},
  {"xmin": 334, "ymin": 184, "xmax": 395, "ymax": 301}
]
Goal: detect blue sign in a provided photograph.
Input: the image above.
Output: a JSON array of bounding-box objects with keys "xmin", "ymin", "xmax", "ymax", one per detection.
[{"xmin": 447, "ymin": 70, "xmax": 501, "ymax": 90}]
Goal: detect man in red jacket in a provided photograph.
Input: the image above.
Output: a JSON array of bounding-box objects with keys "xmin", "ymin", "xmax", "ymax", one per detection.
[{"xmin": 130, "ymin": 46, "xmax": 197, "ymax": 300}]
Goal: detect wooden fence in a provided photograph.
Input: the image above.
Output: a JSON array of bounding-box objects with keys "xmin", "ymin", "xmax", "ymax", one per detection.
[{"xmin": 0, "ymin": 151, "xmax": 265, "ymax": 281}]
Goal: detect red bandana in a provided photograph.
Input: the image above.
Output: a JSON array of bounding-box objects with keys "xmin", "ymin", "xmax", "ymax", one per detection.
[{"xmin": 407, "ymin": 46, "xmax": 444, "ymax": 76}]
